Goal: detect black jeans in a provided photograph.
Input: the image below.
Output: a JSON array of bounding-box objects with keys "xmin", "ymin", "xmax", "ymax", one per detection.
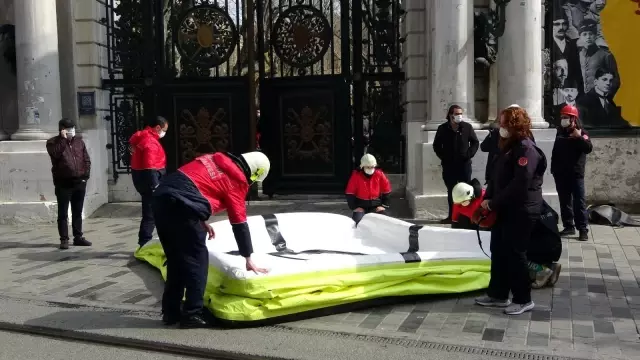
[
  {"xmin": 55, "ymin": 181, "xmax": 87, "ymax": 241},
  {"xmin": 153, "ymin": 195, "xmax": 209, "ymax": 317},
  {"xmin": 442, "ymin": 162, "xmax": 472, "ymax": 218},
  {"xmin": 487, "ymin": 213, "xmax": 536, "ymax": 304},
  {"xmin": 352, "ymin": 207, "xmax": 386, "ymax": 224},
  {"xmin": 138, "ymin": 192, "xmax": 155, "ymax": 246},
  {"xmin": 554, "ymin": 175, "xmax": 588, "ymax": 231}
]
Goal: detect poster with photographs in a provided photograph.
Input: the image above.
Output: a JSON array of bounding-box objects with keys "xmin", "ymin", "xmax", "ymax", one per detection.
[{"xmin": 549, "ymin": 0, "xmax": 630, "ymax": 129}]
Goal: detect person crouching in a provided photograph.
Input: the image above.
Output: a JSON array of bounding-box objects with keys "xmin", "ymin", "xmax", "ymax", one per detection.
[
  {"xmin": 152, "ymin": 151, "xmax": 270, "ymax": 328},
  {"xmin": 345, "ymin": 154, "xmax": 392, "ymax": 224},
  {"xmin": 451, "ymin": 179, "xmax": 496, "ymax": 230}
]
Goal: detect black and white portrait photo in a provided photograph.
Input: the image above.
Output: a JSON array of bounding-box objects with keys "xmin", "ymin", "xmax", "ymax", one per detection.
[{"xmin": 549, "ymin": 0, "xmax": 629, "ymax": 128}]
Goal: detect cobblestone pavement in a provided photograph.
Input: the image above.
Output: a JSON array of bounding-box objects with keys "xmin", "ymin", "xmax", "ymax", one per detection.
[{"xmin": 1, "ymin": 201, "xmax": 640, "ymax": 359}]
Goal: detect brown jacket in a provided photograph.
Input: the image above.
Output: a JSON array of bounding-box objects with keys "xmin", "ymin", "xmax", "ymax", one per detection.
[{"xmin": 46, "ymin": 135, "xmax": 91, "ymax": 187}]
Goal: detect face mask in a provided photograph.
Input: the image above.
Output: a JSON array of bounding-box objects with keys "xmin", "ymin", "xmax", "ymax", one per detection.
[
  {"xmin": 66, "ymin": 128, "xmax": 75, "ymax": 138},
  {"xmin": 560, "ymin": 119, "xmax": 571, "ymax": 128},
  {"xmin": 364, "ymin": 168, "xmax": 375, "ymax": 175},
  {"xmin": 159, "ymin": 130, "xmax": 166, "ymax": 138},
  {"xmin": 453, "ymin": 115, "xmax": 463, "ymax": 123},
  {"xmin": 499, "ymin": 127, "xmax": 510, "ymax": 138}
]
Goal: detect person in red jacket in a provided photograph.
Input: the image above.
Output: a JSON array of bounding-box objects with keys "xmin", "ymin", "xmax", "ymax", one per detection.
[
  {"xmin": 152, "ymin": 151, "xmax": 270, "ymax": 328},
  {"xmin": 46, "ymin": 118, "xmax": 92, "ymax": 250},
  {"xmin": 130, "ymin": 116, "xmax": 168, "ymax": 247},
  {"xmin": 345, "ymin": 154, "xmax": 392, "ymax": 224},
  {"xmin": 451, "ymin": 179, "xmax": 496, "ymax": 230}
]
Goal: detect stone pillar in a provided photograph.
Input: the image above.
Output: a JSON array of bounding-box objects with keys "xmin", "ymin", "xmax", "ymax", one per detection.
[
  {"xmin": 497, "ymin": 0, "xmax": 548, "ymax": 128},
  {"xmin": 402, "ymin": 0, "xmax": 428, "ymax": 191},
  {"xmin": 425, "ymin": 0, "xmax": 479, "ymax": 130},
  {"xmin": 11, "ymin": 0, "xmax": 63, "ymax": 140}
]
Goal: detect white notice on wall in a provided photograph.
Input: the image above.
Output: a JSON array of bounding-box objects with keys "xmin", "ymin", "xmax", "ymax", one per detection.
[{"xmin": 25, "ymin": 107, "xmax": 40, "ymax": 125}]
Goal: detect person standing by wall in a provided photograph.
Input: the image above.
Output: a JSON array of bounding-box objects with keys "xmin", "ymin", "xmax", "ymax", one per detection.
[
  {"xmin": 46, "ymin": 118, "xmax": 92, "ymax": 250},
  {"xmin": 551, "ymin": 104, "xmax": 593, "ymax": 241},
  {"xmin": 433, "ymin": 104, "xmax": 479, "ymax": 223},
  {"xmin": 130, "ymin": 116, "xmax": 169, "ymax": 247},
  {"xmin": 475, "ymin": 105, "xmax": 546, "ymax": 316}
]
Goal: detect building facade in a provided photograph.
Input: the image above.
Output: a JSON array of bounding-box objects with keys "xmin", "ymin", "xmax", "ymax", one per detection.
[{"xmin": 0, "ymin": 0, "xmax": 638, "ymax": 223}]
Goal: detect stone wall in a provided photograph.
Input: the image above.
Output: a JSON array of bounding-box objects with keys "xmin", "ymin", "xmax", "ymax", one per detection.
[{"xmin": 73, "ymin": 0, "xmax": 110, "ymax": 216}]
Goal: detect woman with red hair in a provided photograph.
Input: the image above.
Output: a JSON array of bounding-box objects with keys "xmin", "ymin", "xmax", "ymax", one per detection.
[{"xmin": 474, "ymin": 105, "xmax": 547, "ymax": 316}]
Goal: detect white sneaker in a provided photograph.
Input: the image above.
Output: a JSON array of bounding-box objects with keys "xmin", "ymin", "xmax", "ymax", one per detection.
[
  {"xmin": 475, "ymin": 296, "xmax": 511, "ymax": 307},
  {"xmin": 504, "ymin": 301, "xmax": 535, "ymax": 315}
]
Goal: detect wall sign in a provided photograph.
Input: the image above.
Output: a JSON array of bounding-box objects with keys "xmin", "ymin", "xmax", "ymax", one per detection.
[{"xmin": 77, "ymin": 91, "xmax": 96, "ymax": 116}]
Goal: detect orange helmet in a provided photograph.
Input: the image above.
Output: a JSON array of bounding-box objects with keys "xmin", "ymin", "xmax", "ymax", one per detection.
[{"xmin": 560, "ymin": 104, "xmax": 579, "ymax": 118}]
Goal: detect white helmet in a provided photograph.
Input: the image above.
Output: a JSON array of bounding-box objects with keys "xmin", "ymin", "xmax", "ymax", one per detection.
[
  {"xmin": 241, "ymin": 151, "xmax": 270, "ymax": 182},
  {"xmin": 360, "ymin": 154, "xmax": 377, "ymax": 168},
  {"xmin": 452, "ymin": 182, "xmax": 474, "ymax": 204}
]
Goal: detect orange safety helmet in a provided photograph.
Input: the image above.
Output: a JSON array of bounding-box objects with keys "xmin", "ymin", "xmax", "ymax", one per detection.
[{"xmin": 560, "ymin": 104, "xmax": 579, "ymax": 118}]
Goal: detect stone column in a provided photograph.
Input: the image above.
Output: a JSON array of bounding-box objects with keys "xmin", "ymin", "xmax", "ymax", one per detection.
[
  {"xmin": 425, "ymin": 0, "xmax": 479, "ymax": 130},
  {"xmin": 11, "ymin": 0, "xmax": 63, "ymax": 140},
  {"xmin": 497, "ymin": 0, "xmax": 548, "ymax": 128}
]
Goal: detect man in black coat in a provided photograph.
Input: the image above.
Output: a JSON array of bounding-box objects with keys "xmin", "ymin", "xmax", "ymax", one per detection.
[{"xmin": 433, "ymin": 104, "xmax": 479, "ymax": 223}]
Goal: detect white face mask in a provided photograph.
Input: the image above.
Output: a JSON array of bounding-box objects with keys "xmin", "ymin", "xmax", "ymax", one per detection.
[
  {"xmin": 560, "ymin": 119, "xmax": 571, "ymax": 128},
  {"xmin": 499, "ymin": 127, "xmax": 510, "ymax": 138},
  {"xmin": 364, "ymin": 168, "xmax": 375, "ymax": 175},
  {"xmin": 453, "ymin": 115, "xmax": 463, "ymax": 123},
  {"xmin": 159, "ymin": 130, "xmax": 166, "ymax": 138},
  {"xmin": 66, "ymin": 128, "xmax": 76, "ymax": 138}
]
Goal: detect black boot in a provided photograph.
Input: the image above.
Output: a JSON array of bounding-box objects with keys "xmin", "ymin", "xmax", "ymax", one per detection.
[
  {"xmin": 559, "ymin": 227, "xmax": 576, "ymax": 236},
  {"xmin": 162, "ymin": 313, "xmax": 179, "ymax": 326},
  {"xmin": 180, "ymin": 313, "xmax": 209, "ymax": 329},
  {"xmin": 60, "ymin": 239, "xmax": 69, "ymax": 250},
  {"xmin": 73, "ymin": 237, "xmax": 92, "ymax": 246},
  {"xmin": 578, "ymin": 229, "xmax": 589, "ymax": 241}
]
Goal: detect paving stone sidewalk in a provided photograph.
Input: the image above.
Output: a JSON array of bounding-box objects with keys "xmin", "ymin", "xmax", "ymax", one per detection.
[{"xmin": 0, "ymin": 202, "xmax": 639, "ymax": 359}]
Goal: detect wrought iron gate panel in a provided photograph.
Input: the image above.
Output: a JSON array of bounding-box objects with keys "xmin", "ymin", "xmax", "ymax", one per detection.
[
  {"xmin": 158, "ymin": 79, "xmax": 251, "ymax": 169},
  {"xmin": 103, "ymin": 0, "xmax": 252, "ymax": 178},
  {"xmin": 260, "ymin": 76, "xmax": 351, "ymax": 194}
]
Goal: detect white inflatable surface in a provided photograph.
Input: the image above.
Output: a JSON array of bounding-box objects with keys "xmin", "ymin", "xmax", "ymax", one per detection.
[{"xmin": 136, "ymin": 212, "xmax": 492, "ymax": 322}]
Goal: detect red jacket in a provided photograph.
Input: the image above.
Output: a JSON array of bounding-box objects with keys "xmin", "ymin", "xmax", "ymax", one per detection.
[
  {"xmin": 452, "ymin": 189, "xmax": 496, "ymax": 229},
  {"xmin": 129, "ymin": 127, "xmax": 166, "ymax": 170},
  {"xmin": 179, "ymin": 152, "xmax": 249, "ymax": 224},
  {"xmin": 345, "ymin": 169, "xmax": 391, "ymax": 209}
]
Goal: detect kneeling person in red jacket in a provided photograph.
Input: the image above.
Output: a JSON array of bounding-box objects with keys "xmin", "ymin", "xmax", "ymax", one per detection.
[
  {"xmin": 152, "ymin": 151, "xmax": 270, "ymax": 328},
  {"xmin": 130, "ymin": 116, "xmax": 168, "ymax": 247},
  {"xmin": 451, "ymin": 179, "xmax": 496, "ymax": 230},
  {"xmin": 345, "ymin": 154, "xmax": 392, "ymax": 224}
]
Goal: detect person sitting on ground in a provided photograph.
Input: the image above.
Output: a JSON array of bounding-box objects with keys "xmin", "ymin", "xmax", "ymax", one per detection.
[
  {"xmin": 345, "ymin": 154, "xmax": 392, "ymax": 224},
  {"xmin": 451, "ymin": 179, "xmax": 562, "ymax": 289}
]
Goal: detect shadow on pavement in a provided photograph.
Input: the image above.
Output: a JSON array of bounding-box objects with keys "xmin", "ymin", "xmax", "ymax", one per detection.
[
  {"xmin": 128, "ymin": 260, "xmax": 165, "ymax": 300},
  {"xmin": 24, "ymin": 310, "xmax": 161, "ymax": 330}
]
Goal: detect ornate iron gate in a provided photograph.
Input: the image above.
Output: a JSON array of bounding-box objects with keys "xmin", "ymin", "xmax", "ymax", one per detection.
[{"xmin": 102, "ymin": 0, "xmax": 404, "ymax": 194}]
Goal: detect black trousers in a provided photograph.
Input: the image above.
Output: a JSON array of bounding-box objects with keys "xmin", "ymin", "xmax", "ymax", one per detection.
[
  {"xmin": 138, "ymin": 192, "xmax": 155, "ymax": 246},
  {"xmin": 352, "ymin": 207, "xmax": 386, "ymax": 224},
  {"xmin": 153, "ymin": 195, "xmax": 209, "ymax": 317},
  {"xmin": 487, "ymin": 213, "xmax": 536, "ymax": 304},
  {"xmin": 554, "ymin": 175, "xmax": 588, "ymax": 231},
  {"xmin": 55, "ymin": 181, "xmax": 86, "ymax": 241},
  {"xmin": 442, "ymin": 162, "xmax": 472, "ymax": 218}
]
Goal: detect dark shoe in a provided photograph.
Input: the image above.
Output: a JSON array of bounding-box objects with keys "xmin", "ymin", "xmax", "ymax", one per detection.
[
  {"xmin": 73, "ymin": 237, "xmax": 92, "ymax": 246},
  {"xmin": 548, "ymin": 263, "xmax": 562, "ymax": 286},
  {"xmin": 559, "ymin": 227, "xmax": 576, "ymax": 236},
  {"xmin": 180, "ymin": 314, "xmax": 209, "ymax": 329},
  {"xmin": 162, "ymin": 313, "xmax": 179, "ymax": 326},
  {"xmin": 440, "ymin": 217, "xmax": 452, "ymax": 225},
  {"xmin": 60, "ymin": 240, "xmax": 69, "ymax": 250},
  {"xmin": 578, "ymin": 229, "xmax": 589, "ymax": 241}
]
